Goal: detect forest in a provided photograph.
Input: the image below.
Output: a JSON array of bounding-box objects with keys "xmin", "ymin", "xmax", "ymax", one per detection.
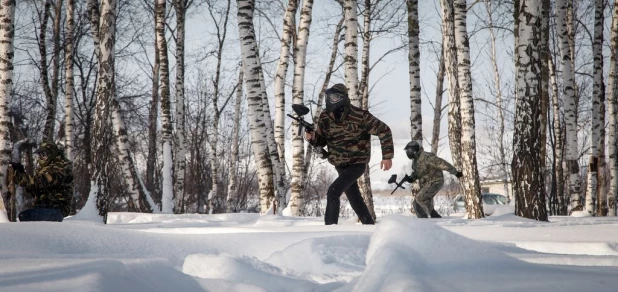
[{"xmin": 0, "ymin": 0, "xmax": 616, "ymax": 223}]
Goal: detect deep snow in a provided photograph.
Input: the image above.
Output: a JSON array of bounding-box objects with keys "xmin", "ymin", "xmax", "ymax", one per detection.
[{"xmin": 1, "ymin": 204, "xmax": 618, "ymax": 292}]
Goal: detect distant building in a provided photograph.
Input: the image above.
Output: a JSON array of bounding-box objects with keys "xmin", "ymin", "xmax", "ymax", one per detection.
[{"xmin": 479, "ymin": 177, "xmax": 512, "ymax": 201}]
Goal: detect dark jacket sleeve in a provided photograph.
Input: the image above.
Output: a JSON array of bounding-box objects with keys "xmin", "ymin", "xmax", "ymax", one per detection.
[
  {"xmin": 427, "ymin": 155, "xmax": 458, "ymax": 175},
  {"xmin": 364, "ymin": 112, "xmax": 394, "ymax": 160}
]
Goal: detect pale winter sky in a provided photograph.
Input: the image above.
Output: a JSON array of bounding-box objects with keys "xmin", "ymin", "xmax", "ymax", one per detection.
[{"xmin": 1, "ymin": 201, "xmax": 618, "ymax": 292}]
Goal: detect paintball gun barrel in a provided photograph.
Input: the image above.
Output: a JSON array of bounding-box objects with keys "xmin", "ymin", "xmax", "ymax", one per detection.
[
  {"xmin": 387, "ymin": 174, "xmax": 416, "ymax": 195},
  {"xmin": 287, "ymin": 104, "xmax": 329, "ymax": 159}
]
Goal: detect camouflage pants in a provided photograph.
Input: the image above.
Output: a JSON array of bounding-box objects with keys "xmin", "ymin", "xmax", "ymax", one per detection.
[{"xmin": 412, "ymin": 179, "xmax": 444, "ymax": 218}]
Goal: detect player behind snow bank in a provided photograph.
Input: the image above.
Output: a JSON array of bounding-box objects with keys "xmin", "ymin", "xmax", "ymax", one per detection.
[
  {"xmin": 305, "ymin": 83, "xmax": 394, "ymax": 225},
  {"xmin": 10, "ymin": 141, "xmax": 73, "ymax": 222},
  {"xmin": 403, "ymin": 141, "xmax": 462, "ymax": 218}
]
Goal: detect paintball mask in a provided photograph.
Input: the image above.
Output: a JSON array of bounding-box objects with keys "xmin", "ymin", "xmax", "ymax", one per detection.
[
  {"xmin": 404, "ymin": 141, "xmax": 422, "ymax": 160},
  {"xmin": 34, "ymin": 141, "xmax": 61, "ymax": 165},
  {"xmin": 325, "ymin": 84, "xmax": 349, "ymax": 114}
]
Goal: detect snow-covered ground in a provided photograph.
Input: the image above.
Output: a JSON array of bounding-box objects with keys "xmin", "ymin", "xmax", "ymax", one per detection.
[{"xmin": 1, "ymin": 205, "xmax": 618, "ymax": 292}]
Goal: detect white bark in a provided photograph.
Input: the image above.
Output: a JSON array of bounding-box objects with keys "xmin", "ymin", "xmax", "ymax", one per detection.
[
  {"xmin": 512, "ymin": 0, "xmax": 548, "ymax": 221},
  {"xmin": 608, "ymin": 0, "xmax": 618, "ymax": 216},
  {"xmin": 440, "ymin": 0, "xmax": 462, "ymax": 170},
  {"xmin": 173, "ymin": 0, "xmax": 188, "ymax": 214},
  {"xmin": 588, "ymin": 0, "xmax": 605, "ymax": 215},
  {"xmin": 556, "ymin": 0, "xmax": 581, "ymax": 213},
  {"xmin": 274, "ymin": 0, "xmax": 298, "ymax": 170},
  {"xmin": 0, "ymin": 0, "xmax": 16, "ymax": 222},
  {"xmin": 454, "ymin": 0, "xmax": 483, "ymax": 219},
  {"xmin": 289, "ymin": 0, "xmax": 314, "ymax": 216},
  {"xmin": 237, "ymin": 0, "xmax": 275, "ymax": 213},
  {"xmin": 64, "ymin": 0, "xmax": 75, "ymax": 160},
  {"xmin": 227, "ymin": 69, "xmax": 243, "ymax": 212},
  {"xmin": 156, "ymin": 0, "xmax": 173, "ymax": 213},
  {"xmin": 343, "ymin": 0, "xmax": 360, "ymax": 103},
  {"xmin": 407, "ymin": 0, "xmax": 422, "ymax": 143}
]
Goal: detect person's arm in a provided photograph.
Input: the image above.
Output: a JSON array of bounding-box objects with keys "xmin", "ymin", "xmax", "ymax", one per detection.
[
  {"xmin": 365, "ymin": 112, "xmax": 394, "ymax": 160},
  {"xmin": 305, "ymin": 112, "xmax": 328, "ymax": 147},
  {"xmin": 427, "ymin": 155, "xmax": 462, "ymax": 177}
]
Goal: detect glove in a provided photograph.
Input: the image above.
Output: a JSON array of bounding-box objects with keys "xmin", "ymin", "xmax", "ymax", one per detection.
[
  {"xmin": 455, "ymin": 171, "xmax": 463, "ymax": 178},
  {"xmin": 10, "ymin": 162, "xmax": 25, "ymax": 173}
]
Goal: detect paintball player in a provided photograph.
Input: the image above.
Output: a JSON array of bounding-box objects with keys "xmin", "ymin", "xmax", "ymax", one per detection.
[
  {"xmin": 403, "ymin": 141, "xmax": 462, "ymax": 218},
  {"xmin": 305, "ymin": 83, "xmax": 394, "ymax": 225},
  {"xmin": 10, "ymin": 141, "xmax": 74, "ymax": 222}
]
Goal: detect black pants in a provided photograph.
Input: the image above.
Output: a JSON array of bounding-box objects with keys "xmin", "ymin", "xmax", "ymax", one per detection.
[{"xmin": 324, "ymin": 164, "xmax": 375, "ymax": 225}]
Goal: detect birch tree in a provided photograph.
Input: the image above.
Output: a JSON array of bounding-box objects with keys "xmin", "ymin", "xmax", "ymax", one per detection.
[
  {"xmin": 588, "ymin": 0, "xmax": 606, "ymax": 215},
  {"xmin": 512, "ymin": 0, "xmax": 548, "ymax": 221},
  {"xmin": 155, "ymin": 0, "xmax": 173, "ymax": 213},
  {"xmin": 440, "ymin": 0, "xmax": 462, "ymax": 171},
  {"xmin": 206, "ymin": 0, "xmax": 232, "ymax": 214},
  {"xmin": 430, "ymin": 43, "xmax": 445, "ymax": 155},
  {"xmin": 344, "ymin": 0, "xmax": 360, "ymax": 102},
  {"xmin": 556, "ymin": 0, "xmax": 581, "ymax": 214},
  {"xmin": 0, "ymin": 0, "xmax": 16, "ymax": 223},
  {"xmin": 407, "ymin": 0, "xmax": 421, "ymax": 145},
  {"xmin": 64, "ymin": 0, "xmax": 75, "ymax": 160},
  {"xmin": 453, "ymin": 0, "xmax": 483, "ymax": 219},
  {"xmin": 146, "ymin": 4, "xmax": 160, "ymax": 197},
  {"xmin": 226, "ymin": 68, "xmax": 243, "ymax": 212},
  {"xmin": 237, "ymin": 0, "xmax": 276, "ymax": 213},
  {"xmin": 608, "ymin": 0, "xmax": 618, "ymax": 217},
  {"xmin": 289, "ymin": 0, "xmax": 314, "ymax": 216},
  {"xmin": 273, "ymin": 0, "xmax": 298, "ymax": 171},
  {"xmin": 39, "ymin": 0, "xmax": 63, "ymax": 142},
  {"xmin": 173, "ymin": 0, "xmax": 191, "ymax": 213}
]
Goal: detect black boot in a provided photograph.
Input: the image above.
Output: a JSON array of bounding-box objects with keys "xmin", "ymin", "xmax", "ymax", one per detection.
[
  {"xmin": 412, "ymin": 201, "xmax": 428, "ymax": 218},
  {"xmin": 430, "ymin": 209, "xmax": 442, "ymax": 218}
]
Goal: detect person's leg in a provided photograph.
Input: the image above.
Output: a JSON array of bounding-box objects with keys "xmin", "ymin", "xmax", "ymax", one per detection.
[
  {"xmin": 325, "ymin": 164, "xmax": 367, "ymax": 225},
  {"xmin": 412, "ymin": 200, "xmax": 428, "ymax": 218},
  {"xmin": 414, "ymin": 180, "xmax": 444, "ymax": 218},
  {"xmin": 343, "ymin": 166, "xmax": 375, "ymax": 224}
]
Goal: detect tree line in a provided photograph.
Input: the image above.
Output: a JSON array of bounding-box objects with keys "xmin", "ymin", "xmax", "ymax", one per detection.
[{"xmin": 0, "ymin": 0, "xmax": 616, "ymax": 223}]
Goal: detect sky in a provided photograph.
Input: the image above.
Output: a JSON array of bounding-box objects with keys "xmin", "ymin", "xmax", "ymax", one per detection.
[{"xmin": 1, "ymin": 199, "xmax": 618, "ymax": 292}]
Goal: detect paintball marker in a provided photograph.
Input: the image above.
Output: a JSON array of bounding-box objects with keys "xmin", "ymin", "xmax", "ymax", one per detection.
[
  {"xmin": 287, "ymin": 104, "xmax": 329, "ymax": 159},
  {"xmin": 388, "ymin": 174, "xmax": 416, "ymax": 195}
]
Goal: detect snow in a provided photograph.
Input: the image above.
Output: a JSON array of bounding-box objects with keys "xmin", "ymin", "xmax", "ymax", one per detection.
[{"xmin": 1, "ymin": 206, "xmax": 618, "ymax": 292}]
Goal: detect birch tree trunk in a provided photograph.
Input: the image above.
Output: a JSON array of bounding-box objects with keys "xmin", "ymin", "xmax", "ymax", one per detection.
[
  {"xmin": 237, "ymin": 0, "xmax": 276, "ymax": 213},
  {"xmin": 357, "ymin": 0, "xmax": 375, "ymax": 221},
  {"xmin": 146, "ymin": 14, "xmax": 160, "ymax": 197},
  {"xmin": 227, "ymin": 69, "xmax": 243, "ymax": 213},
  {"xmin": 39, "ymin": 0, "xmax": 55, "ymax": 142},
  {"xmin": 608, "ymin": 0, "xmax": 618, "ymax": 217},
  {"xmin": 343, "ymin": 0, "xmax": 360, "ymax": 102},
  {"xmin": 155, "ymin": 0, "xmax": 174, "ymax": 213},
  {"xmin": 64, "ymin": 0, "xmax": 75, "ymax": 160},
  {"xmin": 173, "ymin": 0, "xmax": 189, "ymax": 214},
  {"xmin": 207, "ymin": 0, "xmax": 232, "ymax": 214},
  {"xmin": 0, "ymin": 0, "xmax": 16, "ymax": 223},
  {"xmin": 407, "ymin": 0, "xmax": 422, "ymax": 144},
  {"xmin": 440, "ymin": 0, "xmax": 462, "ymax": 171},
  {"xmin": 289, "ymin": 0, "xmax": 314, "ymax": 216},
  {"xmin": 556, "ymin": 0, "xmax": 582, "ymax": 214},
  {"xmin": 87, "ymin": 0, "xmax": 116, "ymax": 220},
  {"xmin": 453, "ymin": 0, "xmax": 483, "ymax": 219},
  {"xmin": 589, "ymin": 0, "xmax": 606, "ymax": 216},
  {"xmin": 431, "ymin": 42, "xmax": 445, "ymax": 155},
  {"xmin": 549, "ymin": 56, "xmax": 567, "ymax": 215},
  {"xmin": 512, "ymin": 0, "xmax": 548, "ymax": 221},
  {"xmin": 274, "ymin": 0, "xmax": 298, "ymax": 171},
  {"xmin": 484, "ymin": 0, "xmax": 510, "ymax": 201}
]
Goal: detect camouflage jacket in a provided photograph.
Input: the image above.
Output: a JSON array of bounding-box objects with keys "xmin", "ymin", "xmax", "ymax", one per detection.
[
  {"xmin": 310, "ymin": 104, "xmax": 394, "ymax": 166},
  {"xmin": 13, "ymin": 157, "xmax": 73, "ymax": 217},
  {"xmin": 410, "ymin": 151, "xmax": 458, "ymax": 186}
]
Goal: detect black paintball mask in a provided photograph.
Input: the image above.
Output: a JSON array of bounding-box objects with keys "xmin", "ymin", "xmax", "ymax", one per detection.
[
  {"xmin": 404, "ymin": 141, "xmax": 422, "ymax": 160},
  {"xmin": 325, "ymin": 84, "xmax": 349, "ymax": 115}
]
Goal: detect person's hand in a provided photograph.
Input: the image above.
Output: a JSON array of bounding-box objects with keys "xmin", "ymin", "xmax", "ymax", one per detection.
[
  {"xmin": 381, "ymin": 159, "xmax": 392, "ymax": 171},
  {"xmin": 455, "ymin": 171, "xmax": 463, "ymax": 178},
  {"xmin": 10, "ymin": 162, "xmax": 25, "ymax": 173},
  {"xmin": 304, "ymin": 131, "xmax": 314, "ymax": 141}
]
